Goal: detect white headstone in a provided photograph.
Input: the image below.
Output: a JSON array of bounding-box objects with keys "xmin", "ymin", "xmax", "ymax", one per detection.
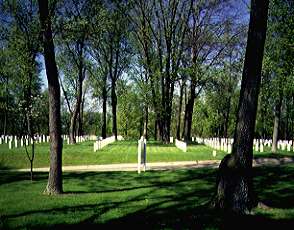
[
  {"xmin": 212, "ymin": 150, "xmax": 217, "ymax": 157},
  {"xmin": 14, "ymin": 139, "xmax": 18, "ymax": 148},
  {"xmin": 224, "ymin": 142, "xmax": 228, "ymax": 152},
  {"xmin": 260, "ymin": 143, "xmax": 264, "ymax": 152},
  {"xmin": 228, "ymin": 144, "xmax": 232, "ymax": 153},
  {"xmin": 9, "ymin": 141, "xmax": 12, "ymax": 149},
  {"xmin": 20, "ymin": 138, "xmax": 23, "ymax": 147},
  {"xmin": 255, "ymin": 143, "xmax": 259, "ymax": 152}
]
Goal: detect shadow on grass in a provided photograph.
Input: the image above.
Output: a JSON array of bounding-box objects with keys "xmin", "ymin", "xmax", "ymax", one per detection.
[{"xmin": 1, "ymin": 165, "xmax": 294, "ymax": 229}]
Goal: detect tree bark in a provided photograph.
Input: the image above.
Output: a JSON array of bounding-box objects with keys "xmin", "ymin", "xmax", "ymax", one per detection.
[
  {"xmin": 38, "ymin": 0, "xmax": 63, "ymax": 194},
  {"xmin": 111, "ymin": 81, "xmax": 117, "ymax": 140},
  {"xmin": 223, "ymin": 97, "xmax": 232, "ymax": 139},
  {"xmin": 143, "ymin": 106, "xmax": 148, "ymax": 139},
  {"xmin": 183, "ymin": 82, "xmax": 196, "ymax": 142},
  {"xmin": 176, "ymin": 81, "xmax": 185, "ymax": 140},
  {"xmin": 271, "ymin": 93, "xmax": 283, "ymax": 153},
  {"xmin": 212, "ymin": 0, "xmax": 269, "ymax": 215},
  {"xmin": 102, "ymin": 75, "xmax": 107, "ymax": 139}
]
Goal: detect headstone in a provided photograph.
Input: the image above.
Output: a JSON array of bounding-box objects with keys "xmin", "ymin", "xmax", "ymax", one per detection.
[
  {"xmin": 260, "ymin": 143, "xmax": 264, "ymax": 152},
  {"xmin": 255, "ymin": 143, "xmax": 259, "ymax": 152},
  {"xmin": 170, "ymin": 136, "xmax": 173, "ymax": 143},
  {"xmin": 15, "ymin": 139, "xmax": 18, "ymax": 148},
  {"xmin": 212, "ymin": 150, "xmax": 217, "ymax": 157},
  {"xmin": 228, "ymin": 144, "xmax": 232, "ymax": 153},
  {"xmin": 25, "ymin": 138, "xmax": 29, "ymax": 146},
  {"xmin": 287, "ymin": 144, "xmax": 291, "ymax": 152},
  {"xmin": 9, "ymin": 141, "xmax": 12, "ymax": 149},
  {"xmin": 20, "ymin": 138, "xmax": 23, "ymax": 147},
  {"xmin": 281, "ymin": 142, "xmax": 286, "ymax": 151},
  {"xmin": 224, "ymin": 142, "xmax": 227, "ymax": 152},
  {"xmin": 0, "ymin": 138, "xmax": 2, "ymax": 145}
]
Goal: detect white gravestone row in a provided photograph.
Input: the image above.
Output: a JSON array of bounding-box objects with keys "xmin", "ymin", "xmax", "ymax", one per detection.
[
  {"xmin": 93, "ymin": 135, "xmax": 124, "ymax": 152},
  {"xmin": 196, "ymin": 137, "xmax": 294, "ymax": 155},
  {"xmin": 0, "ymin": 134, "xmax": 101, "ymax": 149},
  {"xmin": 202, "ymin": 137, "xmax": 233, "ymax": 156},
  {"xmin": 175, "ymin": 139, "xmax": 187, "ymax": 152}
]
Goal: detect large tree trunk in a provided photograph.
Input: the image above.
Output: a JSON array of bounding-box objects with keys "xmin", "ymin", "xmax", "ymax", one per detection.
[
  {"xmin": 212, "ymin": 0, "xmax": 269, "ymax": 215},
  {"xmin": 176, "ymin": 81, "xmax": 185, "ymax": 140},
  {"xmin": 271, "ymin": 93, "xmax": 283, "ymax": 153},
  {"xmin": 69, "ymin": 68, "xmax": 83, "ymax": 144},
  {"xmin": 111, "ymin": 81, "xmax": 117, "ymax": 140},
  {"xmin": 102, "ymin": 75, "xmax": 107, "ymax": 139},
  {"xmin": 183, "ymin": 83, "xmax": 196, "ymax": 142},
  {"xmin": 38, "ymin": 0, "xmax": 63, "ymax": 194}
]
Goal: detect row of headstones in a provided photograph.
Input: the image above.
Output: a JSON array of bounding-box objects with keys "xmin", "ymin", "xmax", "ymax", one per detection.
[
  {"xmin": 0, "ymin": 135, "xmax": 51, "ymax": 149},
  {"xmin": 93, "ymin": 135, "xmax": 124, "ymax": 152},
  {"xmin": 1, "ymin": 134, "xmax": 98, "ymax": 149},
  {"xmin": 175, "ymin": 139, "xmax": 187, "ymax": 152},
  {"xmin": 194, "ymin": 137, "xmax": 294, "ymax": 156}
]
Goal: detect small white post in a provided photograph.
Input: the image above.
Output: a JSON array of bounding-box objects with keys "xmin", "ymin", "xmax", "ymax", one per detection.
[{"xmin": 137, "ymin": 140, "xmax": 141, "ymax": 174}]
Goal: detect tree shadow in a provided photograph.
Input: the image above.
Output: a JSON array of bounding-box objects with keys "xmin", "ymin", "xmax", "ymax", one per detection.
[
  {"xmin": 253, "ymin": 165, "xmax": 294, "ymax": 209},
  {"xmin": 1, "ymin": 165, "xmax": 294, "ymax": 229}
]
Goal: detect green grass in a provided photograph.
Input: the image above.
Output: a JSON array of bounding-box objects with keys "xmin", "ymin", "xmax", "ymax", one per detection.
[
  {"xmin": 0, "ymin": 140, "xmax": 293, "ymax": 170},
  {"xmin": 0, "ymin": 164, "xmax": 294, "ymax": 229}
]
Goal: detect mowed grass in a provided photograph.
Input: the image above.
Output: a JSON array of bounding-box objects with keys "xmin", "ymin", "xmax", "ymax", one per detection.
[
  {"xmin": 0, "ymin": 164, "xmax": 294, "ymax": 229},
  {"xmin": 0, "ymin": 141, "xmax": 225, "ymax": 169},
  {"xmin": 0, "ymin": 140, "xmax": 293, "ymax": 169}
]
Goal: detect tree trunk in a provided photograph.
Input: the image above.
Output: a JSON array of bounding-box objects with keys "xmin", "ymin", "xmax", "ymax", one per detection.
[
  {"xmin": 38, "ymin": 0, "xmax": 63, "ymax": 194},
  {"xmin": 69, "ymin": 68, "xmax": 83, "ymax": 144},
  {"xmin": 176, "ymin": 81, "xmax": 185, "ymax": 140},
  {"xmin": 183, "ymin": 83, "xmax": 196, "ymax": 142},
  {"xmin": 271, "ymin": 94, "xmax": 282, "ymax": 153},
  {"xmin": 102, "ymin": 75, "xmax": 107, "ymax": 139},
  {"xmin": 143, "ymin": 105, "xmax": 148, "ymax": 139},
  {"xmin": 111, "ymin": 81, "xmax": 117, "ymax": 140},
  {"xmin": 223, "ymin": 97, "xmax": 232, "ymax": 139},
  {"xmin": 212, "ymin": 0, "xmax": 269, "ymax": 215}
]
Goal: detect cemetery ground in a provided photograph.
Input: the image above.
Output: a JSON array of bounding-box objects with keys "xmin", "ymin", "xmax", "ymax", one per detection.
[
  {"xmin": 0, "ymin": 140, "xmax": 293, "ymax": 170},
  {"xmin": 0, "ymin": 140, "xmax": 294, "ymax": 229},
  {"xmin": 0, "ymin": 164, "xmax": 294, "ymax": 229}
]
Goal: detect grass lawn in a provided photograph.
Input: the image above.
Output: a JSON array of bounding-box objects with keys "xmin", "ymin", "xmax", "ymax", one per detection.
[
  {"xmin": 0, "ymin": 164, "xmax": 293, "ymax": 229},
  {"xmin": 0, "ymin": 140, "xmax": 293, "ymax": 170}
]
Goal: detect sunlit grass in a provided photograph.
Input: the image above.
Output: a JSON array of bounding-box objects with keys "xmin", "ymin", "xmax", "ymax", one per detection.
[{"xmin": 0, "ymin": 140, "xmax": 293, "ymax": 170}]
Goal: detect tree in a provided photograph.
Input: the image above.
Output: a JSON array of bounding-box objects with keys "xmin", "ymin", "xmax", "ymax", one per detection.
[
  {"xmin": 38, "ymin": 0, "xmax": 63, "ymax": 194},
  {"xmin": 264, "ymin": 0, "xmax": 294, "ymax": 152},
  {"xmin": 212, "ymin": 0, "xmax": 269, "ymax": 214}
]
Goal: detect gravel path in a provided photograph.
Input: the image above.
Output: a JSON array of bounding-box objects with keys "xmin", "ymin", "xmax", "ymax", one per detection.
[{"xmin": 1, "ymin": 157, "xmax": 293, "ymax": 172}]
